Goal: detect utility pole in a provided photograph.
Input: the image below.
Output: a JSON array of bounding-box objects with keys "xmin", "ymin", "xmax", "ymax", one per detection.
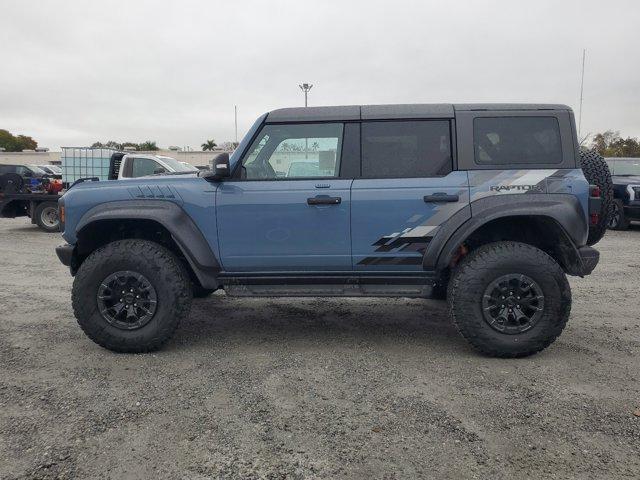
[
  {"xmin": 578, "ymin": 49, "xmax": 586, "ymax": 139},
  {"xmin": 234, "ymin": 105, "xmax": 238, "ymax": 144},
  {"xmin": 299, "ymin": 83, "xmax": 313, "ymax": 107}
]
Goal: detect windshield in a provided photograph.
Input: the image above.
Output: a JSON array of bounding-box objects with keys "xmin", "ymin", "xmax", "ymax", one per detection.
[
  {"xmin": 27, "ymin": 165, "xmax": 48, "ymax": 175},
  {"xmin": 607, "ymin": 158, "xmax": 640, "ymax": 175},
  {"xmin": 39, "ymin": 165, "xmax": 62, "ymax": 174},
  {"xmin": 156, "ymin": 156, "xmax": 198, "ymax": 172}
]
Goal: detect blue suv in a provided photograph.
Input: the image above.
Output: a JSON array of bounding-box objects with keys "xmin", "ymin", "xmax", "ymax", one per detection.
[{"xmin": 56, "ymin": 104, "xmax": 608, "ymax": 357}]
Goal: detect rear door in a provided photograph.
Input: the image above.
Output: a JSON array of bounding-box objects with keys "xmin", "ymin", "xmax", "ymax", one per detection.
[
  {"xmin": 351, "ymin": 120, "xmax": 470, "ymax": 270},
  {"xmin": 216, "ymin": 122, "xmax": 354, "ymax": 272}
]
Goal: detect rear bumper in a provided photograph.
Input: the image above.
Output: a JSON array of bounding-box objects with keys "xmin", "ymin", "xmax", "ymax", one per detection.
[
  {"xmin": 56, "ymin": 243, "xmax": 74, "ymax": 266},
  {"xmin": 576, "ymin": 246, "xmax": 599, "ymax": 276}
]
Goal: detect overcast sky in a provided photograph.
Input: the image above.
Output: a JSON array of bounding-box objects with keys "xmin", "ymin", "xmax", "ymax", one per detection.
[{"xmin": 1, "ymin": 0, "xmax": 638, "ymax": 150}]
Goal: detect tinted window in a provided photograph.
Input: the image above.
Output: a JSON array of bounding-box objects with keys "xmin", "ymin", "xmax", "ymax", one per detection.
[
  {"xmin": 361, "ymin": 121, "xmax": 452, "ymax": 178},
  {"xmin": 474, "ymin": 117, "xmax": 562, "ymax": 165},
  {"xmin": 241, "ymin": 123, "xmax": 343, "ymax": 179},
  {"xmin": 132, "ymin": 158, "xmax": 163, "ymax": 177}
]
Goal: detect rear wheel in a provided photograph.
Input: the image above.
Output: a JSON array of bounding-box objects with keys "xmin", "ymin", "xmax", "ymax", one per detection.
[
  {"xmin": 448, "ymin": 241, "xmax": 571, "ymax": 358},
  {"xmin": 72, "ymin": 239, "xmax": 192, "ymax": 353},
  {"xmin": 34, "ymin": 201, "xmax": 59, "ymax": 232},
  {"xmin": 608, "ymin": 199, "xmax": 630, "ymax": 230},
  {"xmin": 579, "ymin": 150, "xmax": 613, "ymax": 245}
]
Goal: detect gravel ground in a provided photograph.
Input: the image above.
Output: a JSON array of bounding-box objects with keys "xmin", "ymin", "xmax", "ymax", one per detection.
[{"xmin": 0, "ymin": 217, "xmax": 639, "ymax": 480}]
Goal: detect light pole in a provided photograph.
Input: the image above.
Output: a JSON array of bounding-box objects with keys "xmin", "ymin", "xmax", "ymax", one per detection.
[
  {"xmin": 299, "ymin": 83, "xmax": 313, "ymax": 107},
  {"xmin": 298, "ymin": 83, "xmax": 313, "ymax": 159}
]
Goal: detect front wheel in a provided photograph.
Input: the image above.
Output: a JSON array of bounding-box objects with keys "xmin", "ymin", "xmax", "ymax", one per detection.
[
  {"xmin": 447, "ymin": 241, "xmax": 571, "ymax": 358},
  {"xmin": 608, "ymin": 200, "xmax": 630, "ymax": 230},
  {"xmin": 72, "ymin": 239, "xmax": 192, "ymax": 352}
]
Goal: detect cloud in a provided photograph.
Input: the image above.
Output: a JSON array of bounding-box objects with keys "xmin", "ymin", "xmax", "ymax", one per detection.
[{"xmin": 1, "ymin": 0, "xmax": 638, "ymax": 149}]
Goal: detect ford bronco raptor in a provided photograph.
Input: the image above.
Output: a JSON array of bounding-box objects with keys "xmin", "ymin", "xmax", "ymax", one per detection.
[
  {"xmin": 605, "ymin": 157, "xmax": 640, "ymax": 230},
  {"xmin": 56, "ymin": 104, "xmax": 611, "ymax": 357}
]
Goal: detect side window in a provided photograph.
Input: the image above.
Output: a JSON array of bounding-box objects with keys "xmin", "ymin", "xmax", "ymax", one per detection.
[
  {"xmin": 473, "ymin": 117, "xmax": 562, "ymax": 165},
  {"xmin": 241, "ymin": 123, "xmax": 343, "ymax": 179},
  {"xmin": 361, "ymin": 121, "xmax": 452, "ymax": 178},
  {"xmin": 131, "ymin": 158, "xmax": 163, "ymax": 177}
]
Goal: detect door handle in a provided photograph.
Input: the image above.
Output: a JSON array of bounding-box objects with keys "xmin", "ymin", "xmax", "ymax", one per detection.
[
  {"xmin": 307, "ymin": 195, "xmax": 341, "ymax": 205},
  {"xmin": 423, "ymin": 192, "xmax": 459, "ymax": 203}
]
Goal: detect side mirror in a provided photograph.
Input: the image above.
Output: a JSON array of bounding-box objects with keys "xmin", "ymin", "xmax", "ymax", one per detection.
[{"xmin": 209, "ymin": 153, "xmax": 230, "ymax": 180}]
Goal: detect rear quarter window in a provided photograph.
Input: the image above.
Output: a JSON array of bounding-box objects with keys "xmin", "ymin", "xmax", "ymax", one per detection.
[{"xmin": 473, "ymin": 117, "xmax": 562, "ymax": 166}]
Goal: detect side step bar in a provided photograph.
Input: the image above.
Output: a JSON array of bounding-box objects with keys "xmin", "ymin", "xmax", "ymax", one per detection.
[{"xmin": 219, "ymin": 273, "xmax": 436, "ymax": 298}]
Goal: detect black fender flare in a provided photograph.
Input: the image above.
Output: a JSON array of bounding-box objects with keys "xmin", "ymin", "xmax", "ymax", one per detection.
[
  {"xmin": 76, "ymin": 200, "xmax": 220, "ymax": 288},
  {"xmin": 424, "ymin": 193, "xmax": 589, "ymax": 274}
]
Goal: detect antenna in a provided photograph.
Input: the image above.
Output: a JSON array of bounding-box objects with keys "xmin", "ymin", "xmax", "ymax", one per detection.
[
  {"xmin": 578, "ymin": 49, "xmax": 586, "ymax": 138},
  {"xmin": 234, "ymin": 105, "xmax": 238, "ymax": 144}
]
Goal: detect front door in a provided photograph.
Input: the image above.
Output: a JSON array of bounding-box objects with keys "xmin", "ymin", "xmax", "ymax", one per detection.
[
  {"xmin": 351, "ymin": 120, "xmax": 470, "ymax": 270},
  {"xmin": 216, "ymin": 122, "xmax": 352, "ymax": 272}
]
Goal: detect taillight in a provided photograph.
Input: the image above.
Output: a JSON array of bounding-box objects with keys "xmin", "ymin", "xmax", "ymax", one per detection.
[
  {"xmin": 590, "ymin": 213, "xmax": 599, "ymax": 225},
  {"xmin": 590, "ymin": 185, "xmax": 601, "ymax": 198}
]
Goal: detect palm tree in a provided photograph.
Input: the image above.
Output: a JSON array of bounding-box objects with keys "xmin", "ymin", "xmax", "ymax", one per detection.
[
  {"xmin": 139, "ymin": 141, "xmax": 158, "ymax": 151},
  {"xmin": 201, "ymin": 139, "xmax": 217, "ymax": 151}
]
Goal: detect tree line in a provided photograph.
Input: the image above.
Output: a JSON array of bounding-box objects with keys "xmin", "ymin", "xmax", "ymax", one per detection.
[
  {"xmin": 588, "ymin": 131, "xmax": 640, "ymax": 157},
  {"xmin": 0, "ymin": 129, "xmax": 38, "ymax": 151},
  {"xmin": 91, "ymin": 140, "xmax": 159, "ymax": 151}
]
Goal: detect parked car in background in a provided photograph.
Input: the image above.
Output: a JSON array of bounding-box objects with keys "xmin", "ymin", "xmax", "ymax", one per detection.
[
  {"xmin": 36, "ymin": 164, "xmax": 63, "ymax": 178},
  {"xmin": 0, "ymin": 164, "xmax": 62, "ymax": 231},
  {"xmin": 0, "ymin": 164, "xmax": 46, "ymax": 180},
  {"xmin": 0, "ymin": 164, "xmax": 63, "ymax": 194},
  {"xmin": 61, "ymin": 148, "xmax": 200, "ymax": 186},
  {"xmin": 605, "ymin": 157, "xmax": 640, "ymax": 230}
]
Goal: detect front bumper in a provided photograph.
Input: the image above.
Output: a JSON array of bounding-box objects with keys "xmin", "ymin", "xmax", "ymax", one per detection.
[
  {"xmin": 56, "ymin": 243, "xmax": 74, "ymax": 266},
  {"xmin": 623, "ymin": 203, "xmax": 640, "ymax": 220}
]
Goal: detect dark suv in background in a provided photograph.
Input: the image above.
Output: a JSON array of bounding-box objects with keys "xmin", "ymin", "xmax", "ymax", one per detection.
[{"xmin": 606, "ymin": 157, "xmax": 640, "ymax": 230}]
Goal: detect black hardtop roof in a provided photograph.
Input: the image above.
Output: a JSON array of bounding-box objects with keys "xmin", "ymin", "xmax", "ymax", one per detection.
[{"xmin": 266, "ymin": 103, "xmax": 571, "ymax": 122}]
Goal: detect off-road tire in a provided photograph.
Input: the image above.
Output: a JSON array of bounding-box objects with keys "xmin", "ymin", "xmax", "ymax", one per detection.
[
  {"xmin": 192, "ymin": 284, "xmax": 215, "ymax": 298},
  {"xmin": 72, "ymin": 239, "xmax": 192, "ymax": 353},
  {"xmin": 448, "ymin": 241, "xmax": 571, "ymax": 358},
  {"xmin": 579, "ymin": 150, "xmax": 613, "ymax": 245},
  {"xmin": 34, "ymin": 201, "xmax": 60, "ymax": 232},
  {"xmin": 608, "ymin": 199, "xmax": 630, "ymax": 231}
]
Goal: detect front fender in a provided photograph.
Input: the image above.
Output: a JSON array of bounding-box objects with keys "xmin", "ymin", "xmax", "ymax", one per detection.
[{"xmin": 76, "ymin": 200, "xmax": 220, "ymax": 287}]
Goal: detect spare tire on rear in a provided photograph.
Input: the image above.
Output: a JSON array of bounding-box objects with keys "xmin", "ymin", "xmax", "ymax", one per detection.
[{"xmin": 579, "ymin": 150, "xmax": 613, "ymax": 246}]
